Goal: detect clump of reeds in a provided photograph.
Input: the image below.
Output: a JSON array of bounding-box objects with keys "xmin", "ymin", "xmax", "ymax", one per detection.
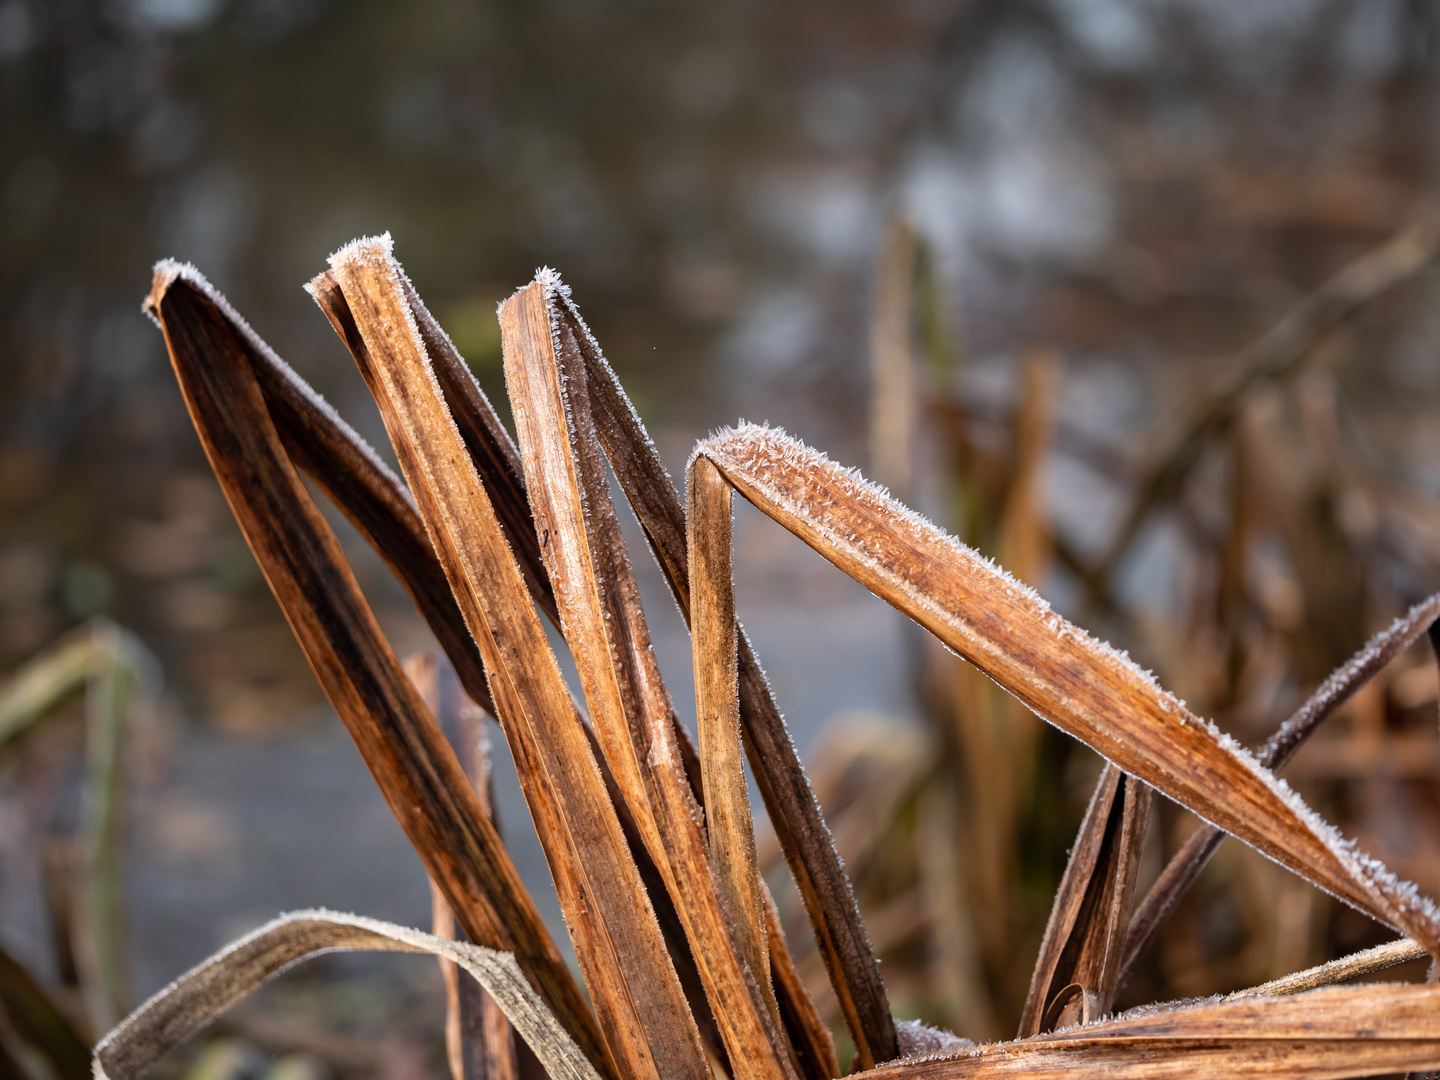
[{"xmin": 11, "ymin": 227, "xmax": 1440, "ymax": 1080}]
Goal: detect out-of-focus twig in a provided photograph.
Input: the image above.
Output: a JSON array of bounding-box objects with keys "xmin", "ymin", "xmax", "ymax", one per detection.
[{"xmin": 1092, "ymin": 217, "xmax": 1440, "ymax": 597}]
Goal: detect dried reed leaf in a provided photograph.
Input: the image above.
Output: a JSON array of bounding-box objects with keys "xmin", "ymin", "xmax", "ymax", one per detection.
[
  {"xmin": 399, "ymin": 277, "xmax": 556, "ymax": 618},
  {"xmin": 1098, "ymin": 216, "xmax": 1440, "ymax": 582},
  {"xmin": 0, "ymin": 939, "xmax": 91, "ymax": 1080},
  {"xmin": 1019, "ymin": 766, "xmax": 1151, "ymax": 1036},
  {"xmin": 143, "ymin": 263, "xmax": 602, "ymax": 1075},
  {"xmin": 763, "ymin": 883, "xmax": 840, "ymax": 1080},
  {"xmin": 407, "ymin": 654, "xmax": 519, "ymax": 1080},
  {"xmin": 1227, "ymin": 936, "xmax": 1427, "ymax": 999},
  {"xmin": 501, "ymin": 274, "xmax": 791, "ymax": 1080},
  {"xmin": 689, "ymin": 456, "xmax": 773, "ymax": 1021},
  {"xmin": 690, "ymin": 424, "xmax": 1440, "ymax": 956},
  {"xmin": 555, "ymin": 288, "xmax": 890, "ymax": 1068},
  {"xmin": 1121, "ymin": 592, "xmax": 1440, "ymax": 980},
  {"xmin": 864, "ymin": 983, "xmax": 1440, "ymax": 1078},
  {"xmin": 322, "ymin": 237, "xmax": 706, "ymax": 1080},
  {"xmin": 309, "ymin": 261, "xmax": 730, "ymax": 1073},
  {"xmin": 92, "ymin": 911, "xmax": 600, "ymax": 1080},
  {"xmin": 291, "ymin": 273, "xmax": 498, "ymax": 714}
]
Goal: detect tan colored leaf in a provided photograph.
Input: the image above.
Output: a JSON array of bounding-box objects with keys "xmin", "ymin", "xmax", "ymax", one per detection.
[
  {"xmin": 92, "ymin": 911, "xmax": 600, "ymax": 1080},
  {"xmin": 1121, "ymin": 591, "xmax": 1440, "ymax": 980},
  {"xmin": 143, "ymin": 262, "xmax": 604, "ymax": 1078},
  {"xmin": 1019, "ymin": 765, "xmax": 1151, "ymax": 1036},
  {"xmin": 322, "ymin": 237, "xmax": 708, "ymax": 1080},
  {"xmin": 309, "ymin": 261, "xmax": 731, "ymax": 1074},
  {"xmin": 501, "ymin": 273, "xmax": 792, "ymax": 1080},
  {"xmin": 557, "ymin": 287, "xmax": 891, "ymax": 1068},
  {"xmin": 690, "ymin": 424, "xmax": 1440, "ymax": 957},
  {"xmin": 863, "ymin": 983, "xmax": 1440, "ymax": 1079},
  {"xmin": 397, "ymin": 275, "xmax": 556, "ymax": 618},
  {"xmin": 295, "ymin": 273, "xmax": 499, "ymax": 714},
  {"xmin": 690, "ymin": 455, "xmax": 772, "ymax": 1023}
]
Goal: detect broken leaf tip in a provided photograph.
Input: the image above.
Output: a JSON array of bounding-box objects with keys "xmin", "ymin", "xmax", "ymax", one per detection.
[
  {"xmin": 143, "ymin": 258, "xmax": 210, "ymax": 325},
  {"xmin": 327, "ymin": 231, "xmax": 395, "ymax": 271}
]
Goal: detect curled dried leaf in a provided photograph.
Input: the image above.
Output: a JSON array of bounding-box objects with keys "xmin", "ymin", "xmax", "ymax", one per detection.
[{"xmin": 92, "ymin": 911, "xmax": 600, "ymax": 1080}]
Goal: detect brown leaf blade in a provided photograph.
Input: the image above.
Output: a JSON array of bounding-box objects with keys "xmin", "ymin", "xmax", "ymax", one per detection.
[
  {"xmin": 561, "ymin": 291, "xmax": 893, "ymax": 1068},
  {"xmin": 690, "ymin": 455, "xmax": 773, "ymax": 1023},
  {"xmin": 1019, "ymin": 766, "xmax": 1151, "ymax": 1036},
  {"xmin": 143, "ymin": 263, "xmax": 602, "ymax": 1076},
  {"xmin": 500, "ymin": 275, "xmax": 792, "ymax": 1080},
  {"xmin": 92, "ymin": 911, "xmax": 601, "ymax": 1080},
  {"xmin": 864, "ymin": 984, "xmax": 1440, "ymax": 1079},
  {"xmin": 323, "ymin": 238, "xmax": 708, "ymax": 1080},
  {"xmin": 308, "ymin": 260, "xmax": 732, "ymax": 1074},
  {"xmin": 291, "ymin": 272, "xmax": 498, "ymax": 714},
  {"xmin": 1121, "ymin": 591, "xmax": 1440, "ymax": 981},
  {"xmin": 692, "ymin": 424, "xmax": 1440, "ymax": 956}
]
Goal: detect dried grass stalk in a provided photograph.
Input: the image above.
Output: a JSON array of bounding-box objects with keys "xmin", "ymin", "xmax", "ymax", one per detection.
[
  {"xmin": 321, "ymin": 238, "xmax": 707, "ymax": 1080},
  {"xmin": 550, "ymin": 284, "xmax": 892, "ymax": 1068},
  {"xmin": 500, "ymin": 275, "xmax": 793, "ymax": 1080},
  {"xmin": 864, "ymin": 984, "xmax": 1440, "ymax": 1078},
  {"xmin": 1227, "ymin": 936, "xmax": 1428, "ymax": 999},
  {"xmin": 143, "ymin": 263, "xmax": 603, "ymax": 1075},
  {"xmin": 690, "ymin": 456, "xmax": 773, "ymax": 1024}
]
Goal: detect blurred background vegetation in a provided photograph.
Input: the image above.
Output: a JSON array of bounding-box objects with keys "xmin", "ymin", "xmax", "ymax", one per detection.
[{"xmin": 8, "ymin": 0, "xmax": 1440, "ymax": 1076}]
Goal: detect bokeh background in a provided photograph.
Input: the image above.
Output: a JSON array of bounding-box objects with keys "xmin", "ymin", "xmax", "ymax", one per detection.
[{"xmin": 7, "ymin": 0, "xmax": 1440, "ymax": 1074}]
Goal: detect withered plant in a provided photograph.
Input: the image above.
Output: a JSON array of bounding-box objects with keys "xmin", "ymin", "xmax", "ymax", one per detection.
[
  {"xmin": 781, "ymin": 215, "xmax": 1440, "ymax": 1039},
  {"xmin": 86, "ymin": 233, "xmax": 1440, "ymax": 1080}
]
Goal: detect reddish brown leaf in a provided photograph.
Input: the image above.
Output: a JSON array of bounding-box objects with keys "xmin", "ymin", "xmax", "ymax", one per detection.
[
  {"xmin": 324, "ymin": 238, "xmax": 708, "ymax": 1080},
  {"xmin": 864, "ymin": 983, "xmax": 1440, "ymax": 1079},
  {"xmin": 559, "ymin": 290, "xmax": 893, "ymax": 1068},
  {"xmin": 143, "ymin": 263, "xmax": 604, "ymax": 1075},
  {"xmin": 1121, "ymin": 591, "xmax": 1440, "ymax": 981},
  {"xmin": 501, "ymin": 274, "xmax": 793, "ymax": 1080},
  {"xmin": 691, "ymin": 424, "xmax": 1440, "ymax": 958}
]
